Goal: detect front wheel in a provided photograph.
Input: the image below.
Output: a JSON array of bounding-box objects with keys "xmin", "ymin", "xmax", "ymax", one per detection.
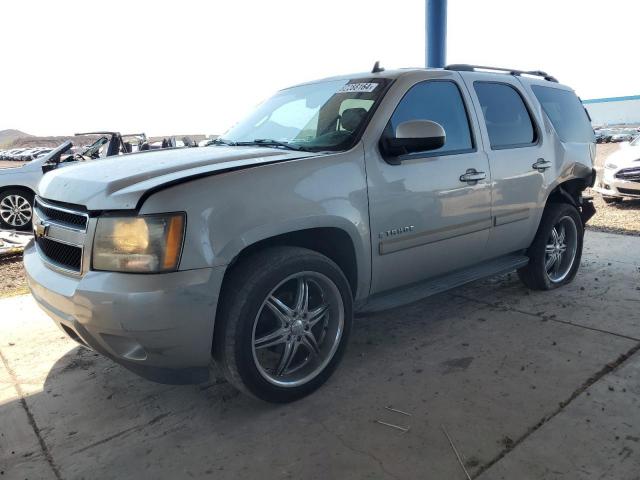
[
  {"xmin": 0, "ymin": 189, "xmax": 34, "ymax": 231},
  {"xmin": 214, "ymin": 247, "xmax": 353, "ymax": 402},
  {"xmin": 518, "ymin": 203, "xmax": 583, "ymax": 290}
]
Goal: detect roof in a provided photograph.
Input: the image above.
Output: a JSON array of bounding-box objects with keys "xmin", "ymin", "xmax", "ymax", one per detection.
[{"xmin": 583, "ymin": 95, "xmax": 640, "ymax": 104}]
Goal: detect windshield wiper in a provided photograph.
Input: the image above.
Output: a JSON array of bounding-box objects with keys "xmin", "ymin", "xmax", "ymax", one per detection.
[
  {"xmin": 207, "ymin": 138, "xmax": 237, "ymax": 146},
  {"xmin": 236, "ymin": 139, "xmax": 309, "ymax": 152}
]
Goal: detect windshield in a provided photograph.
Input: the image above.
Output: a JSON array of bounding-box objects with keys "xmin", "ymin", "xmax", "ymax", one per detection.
[
  {"xmin": 220, "ymin": 78, "xmax": 390, "ymax": 152},
  {"xmin": 83, "ymin": 137, "xmax": 110, "ymax": 157},
  {"xmin": 630, "ymin": 135, "xmax": 640, "ymax": 146}
]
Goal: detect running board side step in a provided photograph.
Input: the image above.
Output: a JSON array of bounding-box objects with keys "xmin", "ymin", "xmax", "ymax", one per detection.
[{"xmin": 358, "ymin": 254, "xmax": 530, "ymax": 314}]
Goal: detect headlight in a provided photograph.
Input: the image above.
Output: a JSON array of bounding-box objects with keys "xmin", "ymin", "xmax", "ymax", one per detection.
[
  {"xmin": 605, "ymin": 163, "xmax": 618, "ymax": 170},
  {"xmin": 93, "ymin": 213, "xmax": 185, "ymax": 273}
]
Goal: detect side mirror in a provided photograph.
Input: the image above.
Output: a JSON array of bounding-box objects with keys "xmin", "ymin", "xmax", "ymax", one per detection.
[{"xmin": 381, "ymin": 120, "xmax": 446, "ymax": 158}]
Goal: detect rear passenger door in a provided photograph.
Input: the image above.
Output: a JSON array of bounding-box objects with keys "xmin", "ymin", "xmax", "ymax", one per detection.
[{"xmin": 461, "ymin": 73, "xmax": 549, "ymax": 258}]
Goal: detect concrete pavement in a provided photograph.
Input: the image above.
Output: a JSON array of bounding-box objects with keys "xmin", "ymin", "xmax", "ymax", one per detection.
[{"xmin": 1, "ymin": 230, "xmax": 639, "ymax": 479}]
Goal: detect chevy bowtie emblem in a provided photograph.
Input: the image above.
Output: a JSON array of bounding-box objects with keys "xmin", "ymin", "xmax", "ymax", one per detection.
[{"xmin": 34, "ymin": 221, "xmax": 49, "ymax": 238}]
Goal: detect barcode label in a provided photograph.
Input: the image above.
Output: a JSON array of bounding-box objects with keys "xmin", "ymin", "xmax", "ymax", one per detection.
[{"xmin": 337, "ymin": 83, "xmax": 378, "ymax": 93}]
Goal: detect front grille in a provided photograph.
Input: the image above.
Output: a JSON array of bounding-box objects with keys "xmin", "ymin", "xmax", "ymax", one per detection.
[
  {"xmin": 36, "ymin": 236, "xmax": 82, "ymax": 272},
  {"xmin": 615, "ymin": 167, "xmax": 640, "ymax": 182},
  {"xmin": 35, "ymin": 198, "xmax": 88, "ymax": 230},
  {"xmin": 617, "ymin": 187, "xmax": 640, "ymax": 196}
]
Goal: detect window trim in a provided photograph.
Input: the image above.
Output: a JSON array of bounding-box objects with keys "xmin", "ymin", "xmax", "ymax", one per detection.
[
  {"xmin": 380, "ymin": 79, "xmax": 478, "ymax": 163},
  {"xmin": 473, "ymin": 80, "xmax": 541, "ymax": 151}
]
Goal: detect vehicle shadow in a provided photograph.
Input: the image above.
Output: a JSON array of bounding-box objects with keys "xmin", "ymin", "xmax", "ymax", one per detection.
[{"xmin": 3, "ymin": 289, "xmax": 475, "ymax": 479}]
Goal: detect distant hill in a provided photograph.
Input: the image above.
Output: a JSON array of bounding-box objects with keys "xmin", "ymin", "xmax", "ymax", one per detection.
[
  {"xmin": 7, "ymin": 135, "xmax": 95, "ymax": 149},
  {"xmin": 2, "ymin": 131, "xmax": 212, "ymax": 150},
  {"xmin": 0, "ymin": 129, "xmax": 32, "ymax": 147}
]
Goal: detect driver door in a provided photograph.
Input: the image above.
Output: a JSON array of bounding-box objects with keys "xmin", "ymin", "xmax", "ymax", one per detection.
[{"xmin": 364, "ymin": 76, "xmax": 493, "ymax": 294}]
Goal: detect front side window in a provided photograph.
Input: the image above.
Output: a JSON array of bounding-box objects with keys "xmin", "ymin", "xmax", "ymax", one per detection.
[
  {"xmin": 221, "ymin": 79, "xmax": 389, "ymax": 152},
  {"xmin": 474, "ymin": 82, "xmax": 537, "ymax": 149},
  {"xmin": 387, "ymin": 80, "xmax": 474, "ymax": 155},
  {"xmin": 531, "ymin": 86, "xmax": 595, "ymax": 143}
]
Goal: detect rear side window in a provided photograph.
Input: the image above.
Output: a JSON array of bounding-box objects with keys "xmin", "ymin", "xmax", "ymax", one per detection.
[
  {"xmin": 388, "ymin": 80, "xmax": 474, "ymax": 155},
  {"xmin": 531, "ymin": 86, "xmax": 595, "ymax": 143},
  {"xmin": 474, "ymin": 82, "xmax": 537, "ymax": 149}
]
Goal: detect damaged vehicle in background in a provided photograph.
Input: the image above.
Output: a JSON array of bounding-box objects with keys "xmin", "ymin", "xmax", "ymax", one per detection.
[
  {"xmin": 73, "ymin": 131, "xmax": 151, "ymax": 156},
  {"xmin": 0, "ymin": 132, "xmax": 147, "ymax": 230},
  {"xmin": 594, "ymin": 134, "xmax": 640, "ymax": 203}
]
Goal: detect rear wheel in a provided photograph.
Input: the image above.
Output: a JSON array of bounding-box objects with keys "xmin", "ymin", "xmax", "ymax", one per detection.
[
  {"xmin": 214, "ymin": 246, "xmax": 353, "ymax": 402},
  {"xmin": 0, "ymin": 188, "xmax": 34, "ymax": 231},
  {"xmin": 518, "ymin": 203, "xmax": 583, "ymax": 290}
]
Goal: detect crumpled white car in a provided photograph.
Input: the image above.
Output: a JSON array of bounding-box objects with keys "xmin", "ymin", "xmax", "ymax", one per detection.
[{"xmin": 594, "ymin": 136, "xmax": 640, "ymax": 202}]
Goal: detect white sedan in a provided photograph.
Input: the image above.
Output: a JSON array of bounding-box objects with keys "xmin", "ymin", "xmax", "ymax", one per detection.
[{"xmin": 594, "ymin": 136, "xmax": 640, "ymax": 202}]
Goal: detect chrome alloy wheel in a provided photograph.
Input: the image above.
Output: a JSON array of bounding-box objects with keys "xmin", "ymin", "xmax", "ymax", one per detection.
[
  {"xmin": 545, "ymin": 215, "xmax": 578, "ymax": 283},
  {"xmin": 252, "ymin": 271, "xmax": 344, "ymax": 387},
  {"xmin": 0, "ymin": 194, "xmax": 32, "ymax": 228}
]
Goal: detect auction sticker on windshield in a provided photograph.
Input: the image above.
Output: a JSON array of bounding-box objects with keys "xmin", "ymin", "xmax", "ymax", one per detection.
[{"xmin": 337, "ymin": 83, "xmax": 378, "ymax": 93}]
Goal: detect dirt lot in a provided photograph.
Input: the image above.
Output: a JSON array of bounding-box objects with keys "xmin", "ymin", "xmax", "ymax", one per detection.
[{"xmin": 0, "ymin": 255, "xmax": 28, "ymax": 298}]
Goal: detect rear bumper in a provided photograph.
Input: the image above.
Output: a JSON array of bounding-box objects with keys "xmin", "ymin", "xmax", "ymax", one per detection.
[{"xmin": 24, "ymin": 241, "xmax": 227, "ymax": 384}]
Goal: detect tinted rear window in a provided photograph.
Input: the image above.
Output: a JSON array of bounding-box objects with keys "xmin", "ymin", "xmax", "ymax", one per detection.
[
  {"xmin": 474, "ymin": 82, "xmax": 537, "ymax": 149},
  {"xmin": 531, "ymin": 86, "xmax": 594, "ymax": 143}
]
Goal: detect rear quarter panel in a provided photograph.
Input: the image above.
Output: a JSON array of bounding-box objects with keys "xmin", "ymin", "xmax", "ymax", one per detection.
[
  {"xmin": 516, "ymin": 78, "xmax": 595, "ymax": 235},
  {"xmin": 517, "ymin": 77, "xmax": 595, "ymax": 192}
]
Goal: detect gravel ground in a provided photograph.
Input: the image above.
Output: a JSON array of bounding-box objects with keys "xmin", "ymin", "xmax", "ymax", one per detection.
[
  {"xmin": 0, "ymin": 143, "xmax": 637, "ymax": 297},
  {"xmin": 0, "ymin": 254, "xmax": 28, "ymax": 298},
  {"xmin": 586, "ymin": 194, "xmax": 640, "ymax": 236}
]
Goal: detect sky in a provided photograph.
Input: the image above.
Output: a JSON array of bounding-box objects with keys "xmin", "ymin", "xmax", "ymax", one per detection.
[{"xmin": 1, "ymin": 0, "xmax": 638, "ymax": 137}]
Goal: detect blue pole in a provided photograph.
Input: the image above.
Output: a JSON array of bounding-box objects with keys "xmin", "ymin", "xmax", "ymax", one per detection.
[{"xmin": 426, "ymin": 0, "xmax": 447, "ymax": 68}]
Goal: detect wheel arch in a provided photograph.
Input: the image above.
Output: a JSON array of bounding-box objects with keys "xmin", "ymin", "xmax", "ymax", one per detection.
[
  {"xmin": 545, "ymin": 177, "xmax": 589, "ymax": 207},
  {"xmin": 211, "ymin": 227, "xmax": 361, "ymax": 362},
  {"xmin": 0, "ymin": 184, "xmax": 35, "ymax": 196},
  {"xmin": 222, "ymin": 227, "xmax": 360, "ymax": 299},
  {"xmin": 544, "ymin": 173, "xmax": 596, "ymax": 225}
]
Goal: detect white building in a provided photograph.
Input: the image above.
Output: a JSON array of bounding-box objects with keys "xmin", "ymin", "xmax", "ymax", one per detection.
[{"xmin": 583, "ymin": 95, "xmax": 640, "ymax": 126}]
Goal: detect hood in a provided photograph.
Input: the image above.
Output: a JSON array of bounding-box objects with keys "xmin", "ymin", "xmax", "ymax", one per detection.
[
  {"xmin": 37, "ymin": 146, "xmax": 317, "ymax": 210},
  {"xmin": 606, "ymin": 145, "xmax": 640, "ymax": 167}
]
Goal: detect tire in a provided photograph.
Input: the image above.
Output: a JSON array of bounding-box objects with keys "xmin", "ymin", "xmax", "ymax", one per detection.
[
  {"xmin": 602, "ymin": 195, "xmax": 622, "ymax": 204},
  {"xmin": 517, "ymin": 203, "xmax": 583, "ymax": 291},
  {"xmin": 0, "ymin": 188, "xmax": 34, "ymax": 231},
  {"xmin": 213, "ymin": 246, "xmax": 353, "ymax": 403}
]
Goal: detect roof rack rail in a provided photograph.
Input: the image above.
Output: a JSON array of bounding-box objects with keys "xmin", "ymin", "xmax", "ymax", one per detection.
[{"xmin": 444, "ymin": 64, "xmax": 558, "ymax": 83}]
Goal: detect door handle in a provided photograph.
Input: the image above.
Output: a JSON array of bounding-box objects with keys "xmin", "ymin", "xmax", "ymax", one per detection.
[
  {"xmin": 532, "ymin": 158, "xmax": 552, "ymax": 172},
  {"xmin": 459, "ymin": 168, "xmax": 487, "ymax": 184}
]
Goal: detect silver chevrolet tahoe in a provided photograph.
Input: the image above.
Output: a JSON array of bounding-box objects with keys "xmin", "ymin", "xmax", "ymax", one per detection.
[{"xmin": 24, "ymin": 64, "xmax": 596, "ymax": 402}]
